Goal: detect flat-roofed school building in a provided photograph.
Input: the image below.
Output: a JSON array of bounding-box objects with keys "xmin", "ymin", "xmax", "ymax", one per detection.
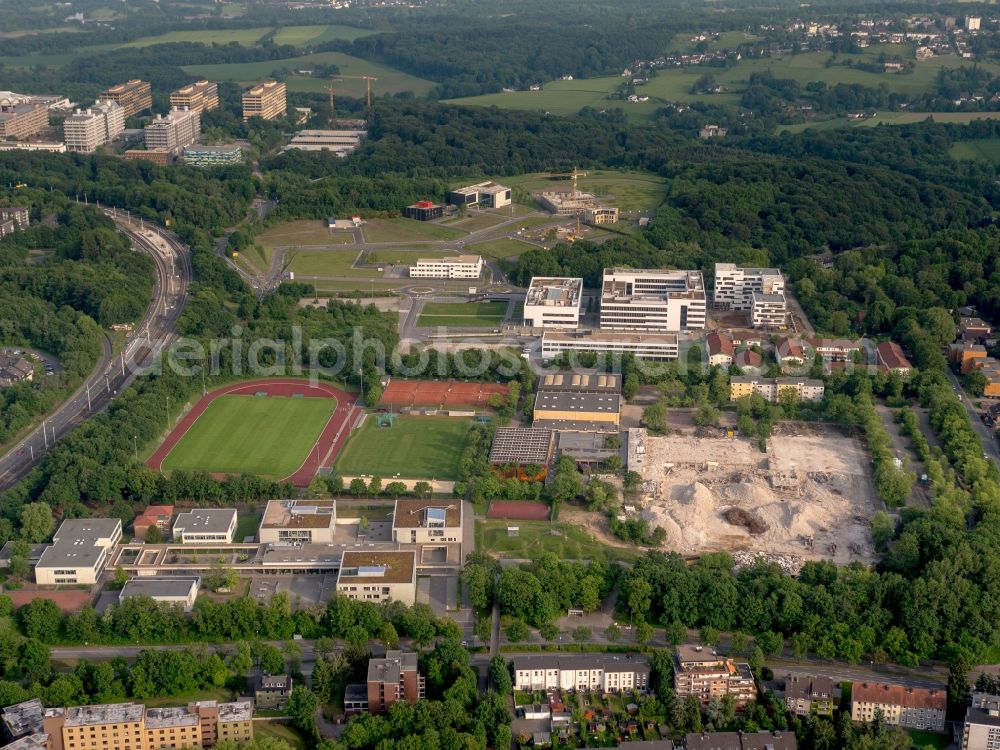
[
  {"xmin": 259, "ymin": 499, "xmax": 336, "ymax": 545},
  {"xmin": 172, "ymin": 509, "xmax": 237, "ymax": 544},
  {"xmin": 119, "ymin": 577, "xmax": 200, "ymax": 611},
  {"xmin": 34, "ymin": 519, "xmax": 122, "ymax": 586},
  {"xmin": 391, "ymin": 499, "xmax": 462, "ymax": 545},
  {"xmin": 335, "ymin": 550, "xmax": 417, "ymax": 604}
]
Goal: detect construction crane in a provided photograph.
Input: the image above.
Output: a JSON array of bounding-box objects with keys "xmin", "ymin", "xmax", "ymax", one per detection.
[
  {"xmin": 327, "ymin": 80, "xmax": 336, "ymax": 125},
  {"xmin": 547, "ymin": 167, "xmax": 589, "ymax": 234},
  {"xmin": 334, "ymin": 75, "xmax": 379, "ymax": 110}
]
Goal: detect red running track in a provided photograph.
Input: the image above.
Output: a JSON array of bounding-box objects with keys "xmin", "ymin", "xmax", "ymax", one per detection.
[{"xmin": 146, "ymin": 378, "xmax": 360, "ymax": 487}]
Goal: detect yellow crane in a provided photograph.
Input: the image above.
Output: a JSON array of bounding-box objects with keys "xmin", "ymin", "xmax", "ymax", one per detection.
[
  {"xmin": 334, "ymin": 75, "xmax": 379, "ymax": 110},
  {"xmin": 548, "ymin": 167, "xmax": 589, "ymax": 234}
]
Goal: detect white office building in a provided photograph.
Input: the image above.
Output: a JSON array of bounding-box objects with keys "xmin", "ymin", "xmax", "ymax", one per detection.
[
  {"xmin": 446, "ymin": 182, "xmax": 511, "ymax": 209},
  {"xmin": 409, "ymin": 254, "xmax": 483, "ymax": 279},
  {"xmin": 523, "ymin": 277, "xmax": 583, "ymax": 329},
  {"xmin": 713, "ymin": 263, "xmax": 786, "ymax": 310},
  {"xmin": 750, "ymin": 291, "xmax": 787, "ymax": 328},
  {"xmin": 599, "ymin": 268, "xmax": 706, "ymax": 332},
  {"xmin": 541, "ymin": 330, "xmax": 679, "ymax": 361}
]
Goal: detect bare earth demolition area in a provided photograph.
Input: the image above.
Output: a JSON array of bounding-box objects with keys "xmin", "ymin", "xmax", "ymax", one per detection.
[{"xmin": 633, "ymin": 423, "xmax": 879, "ymax": 571}]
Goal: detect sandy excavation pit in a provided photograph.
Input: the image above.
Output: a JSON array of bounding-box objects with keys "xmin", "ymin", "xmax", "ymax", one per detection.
[{"xmin": 633, "ymin": 423, "xmax": 879, "ymax": 569}]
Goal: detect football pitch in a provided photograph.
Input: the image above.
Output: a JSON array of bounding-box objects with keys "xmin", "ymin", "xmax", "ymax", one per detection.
[
  {"xmin": 161, "ymin": 395, "xmax": 336, "ymax": 479},
  {"xmin": 333, "ymin": 416, "xmax": 471, "ymax": 479}
]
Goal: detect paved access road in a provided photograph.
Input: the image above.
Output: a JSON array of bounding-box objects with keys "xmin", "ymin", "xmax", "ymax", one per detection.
[
  {"xmin": 946, "ymin": 367, "xmax": 1000, "ymax": 470},
  {"xmin": 0, "ymin": 212, "xmax": 192, "ymax": 490}
]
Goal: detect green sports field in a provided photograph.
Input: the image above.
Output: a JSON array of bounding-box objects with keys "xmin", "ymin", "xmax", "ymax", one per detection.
[
  {"xmin": 162, "ymin": 395, "xmax": 336, "ymax": 479},
  {"xmin": 333, "ymin": 416, "xmax": 471, "ymax": 479},
  {"xmin": 417, "ymin": 300, "xmax": 508, "ymax": 328}
]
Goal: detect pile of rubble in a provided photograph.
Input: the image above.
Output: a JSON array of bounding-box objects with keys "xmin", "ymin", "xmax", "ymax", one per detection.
[{"xmin": 731, "ymin": 550, "xmax": 804, "ymax": 575}]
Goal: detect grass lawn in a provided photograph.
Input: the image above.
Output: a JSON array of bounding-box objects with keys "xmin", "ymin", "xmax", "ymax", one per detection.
[
  {"xmin": 286, "ymin": 249, "xmax": 375, "ymax": 277},
  {"xmin": 185, "ymin": 51, "xmax": 435, "ymax": 97},
  {"xmin": 119, "ymin": 27, "xmax": 270, "ymax": 47},
  {"xmin": 469, "ymin": 238, "xmax": 539, "ymax": 259},
  {"xmin": 235, "ymin": 511, "xmax": 260, "ymax": 542},
  {"xmin": 362, "ymin": 218, "xmax": 467, "ymax": 243},
  {"xmin": 417, "ymin": 300, "xmax": 507, "ymax": 327},
  {"xmin": 446, "ymin": 212, "xmax": 514, "ymax": 232},
  {"xmin": 502, "ymin": 169, "xmax": 667, "ymax": 213},
  {"xmin": 950, "ymin": 138, "xmax": 1000, "ymax": 161},
  {"xmin": 476, "ymin": 520, "xmax": 642, "ymax": 563},
  {"xmin": 314, "ymin": 281, "xmax": 403, "ymax": 294},
  {"xmin": 334, "ymin": 416, "xmax": 471, "ymax": 479},
  {"xmin": 369, "ymin": 249, "xmax": 454, "ymax": 265},
  {"xmin": 255, "ymin": 722, "xmax": 307, "ymax": 750},
  {"xmin": 144, "ymin": 687, "xmax": 233, "ymax": 708},
  {"xmin": 271, "ymin": 24, "xmax": 375, "ymax": 45},
  {"xmin": 258, "ymin": 220, "xmax": 355, "ymax": 247},
  {"xmin": 161, "ymin": 394, "xmax": 336, "ymax": 479},
  {"xmin": 907, "ymin": 730, "xmax": 949, "ymax": 750}
]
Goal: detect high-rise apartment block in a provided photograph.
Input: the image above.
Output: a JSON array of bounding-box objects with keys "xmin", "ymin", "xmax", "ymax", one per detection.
[
  {"xmin": 99, "ymin": 80, "xmax": 152, "ymax": 118},
  {"xmin": 169, "ymin": 80, "xmax": 219, "ymax": 114},
  {"xmin": 63, "ymin": 101, "xmax": 125, "ymax": 153},
  {"xmin": 144, "ymin": 108, "xmax": 201, "ymax": 153},
  {"xmin": 242, "ymin": 81, "xmax": 286, "ymax": 121},
  {"xmin": 0, "ymin": 102, "xmax": 49, "ymax": 140},
  {"xmin": 599, "ymin": 268, "xmax": 706, "ymax": 332}
]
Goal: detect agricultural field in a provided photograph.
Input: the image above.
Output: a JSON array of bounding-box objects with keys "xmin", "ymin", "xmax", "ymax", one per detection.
[
  {"xmin": 119, "ymin": 27, "xmax": 271, "ymax": 47},
  {"xmin": 417, "ymin": 300, "xmax": 508, "ymax": 327},
  {"xmin": 783, "ymin": 111, "xmax": 1000, "ymax": 134},
  {"xmin": 184, "ymin": 51, "xmax": 435, "ymax": 97},
  {"xmin": 476, "ymin": 520, "xmax": 641, "ymax": 564},
  {"xmin": 950, "ymin": 138, "xmax": 1000, "ymax": 161},
  {"xmin": 447, "ymin": 75, "xmax": 625, "ymax": 117},
  {"xmin": 502, "ymin": 169, "xmax": 667, "ymax": 213},
  {"xmin": 333, "ymin": 416, "xmax": 472, "ymax": 479},
  {"xmin": 161, "ymin": 394, "xmax": 335, "ymax": 479},
  {"xmin": 270, "ymin": 24, "xmax": 375, "ymax": 45},
  {"xmin": 361, "ymin": 218, "xmax": 467, "ymax": 243}
]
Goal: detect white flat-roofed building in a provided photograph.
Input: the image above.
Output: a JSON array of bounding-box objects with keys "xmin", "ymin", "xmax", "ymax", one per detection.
[
  {"xmin": 541, "ymin": 330, "xmax": 679, "ymax": 361},
  {"xmin": 391, "ymin": 499, "xmax": 462, "ymax": 545},
  {"xmin": 335, "ymin": 551, "xmax": 417, "ymax": 604},
  {"xmin": 0, "ymin": 141, "xmax": 66, "ymax": 153},
  {"xmin": 34, "ymin": 518, "xmax": 122, "ymax": 586},
  {"xmin": 282, "ymin": 129, "xmax": 366, "ymax": 156},
  {"xmin": 714, "ymin": 264, "xmax": 785, "ymax": 311},
  {"xmin": 524, "ymin": 277, "xmax": 583, "ymax": 329},
  {"xmin": 512, "ymin": 654, "xmax": 649, "ymax": 693},
  {"xmin": 599, "ymin": 268, "xmax": 706, "ymax": 332},
  {"xmin": 259, "ymin": 499, "xmax": 336, "ymax": 545},
  {"xmin": 182, "ymin": 144, "xmax": 242, "ymax": 167},
  {"xmin": 172, "ymin": 509, "xmax": 237, "ymax": 544},
  {"xmin": 750, "ymin": 291, "xmax": 787, "ymax": 328},
  {"xmin": 963, "ymin": 693, "xmax": 1000, "ymax": 750},
  {"xmin": 446, "ymin": 181, "xmax": 511, "ymax": 208},
  {"xmin": 144, "ymin": 107, "xmax": 200, "ymax": 153},
  {"xmin": 63, "ymin": 101, "xmax": 124, "ymax": 153},
  {"xmin": 409, "ymin": 254, "xmax": 483, "ymax": 279},
  {"xmin": 119, "ymin": 577, "xmax": 200, "ymax": 611}
]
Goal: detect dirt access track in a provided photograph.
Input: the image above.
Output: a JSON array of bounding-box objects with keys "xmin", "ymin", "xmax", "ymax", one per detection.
[{"xmin": 634, "ymin": 422, "xmax": 879, "ymax": 569}]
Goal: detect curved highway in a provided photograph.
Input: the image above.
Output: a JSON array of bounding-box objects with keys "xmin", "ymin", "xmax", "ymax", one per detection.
[{"xmin": 0, "ymin": 211, "xmax": 192, "ymax": 490}]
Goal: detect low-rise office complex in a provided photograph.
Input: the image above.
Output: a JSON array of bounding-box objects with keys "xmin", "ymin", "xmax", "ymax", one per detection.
[
  {"xmin": 119, "ymin": 577, "xmax": 200, "ymax": 611},
  {"xmin": 182, "ymin": 144, "xmax": 242, "ymax": 167},
  {"xmin": 99, "ymin": 80, "xmax": 152, "ymax": 118},
  {"xmin": 446, "ymin": 182, "xmax": 511, "ymax": 209},
  {"xmin": 260, "ymin": 499, "xmax": 337, "ymax": 545},
  {"xmin": 335, "ymin": 550, "xmax": 417, "ymax": 604},
  {"xmin": 35, "ymin": 519, "xmax": 122, "ymax": 585},
  {"xmin": 283, "ymin": 129, "xmax": 366, "ymax": 156},
  {"xmin": 673, "ymin": 646, "xmax": 756, "ymax": 706},
  {"xmin": 541, "ymin": 330, "xmax": 679, "ymax": 362},
  {"xmin": 850, "ymin": 681, "xmax": 946, "ymax": 732},
  {"xmin": 402, "ymin": 201, "xmax": 444, "ymax": 222},
  {"xmin": 391, "ymin": 499, "xmax": 462, "ymax": 545},
  {"xmin": 524, "ymin": 277, "xmax": 583, "ymax": 329},
  {"xmin": 600, "ymin": 268, "xmax": 706, "ymax": 332},
  {"xmin": 713, "ymin": 264, "xmax": 785, "ymax": 310},
  {"xmin": 144, "ymin": 108, "xmax": 200, "ymax": 153},
  {"xmin": 172, "ymin": 509, "xmax": 237, "ymax": 544},
  {"xmin": 242, "ymin": 81, "xmax": 286, "ymax": 122},
  {"xmin": 512, "ymin": 654, "xmax": 649, "ymax": 693},
  {"xmin": 63, "ymin": 101, "xmax": 125, "ymax": 153},
  {"xmin": 409, "ymin": 254, "xmax": 482, "ymax": 279},
  {"xmin": 729, "ymin": 377, "xmax": 825, "ymax": 403},
  {"xmin": 169, "ymin": 81, "xmax": 219, "ymax": 114}
]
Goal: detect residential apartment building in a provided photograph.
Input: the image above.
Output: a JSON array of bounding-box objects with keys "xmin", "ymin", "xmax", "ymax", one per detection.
[
  {"xmin": 2, "ymin": 699, "xmax": 45, "ymax": 742},
  {"xmin": 144, "ymin": 108, "xmax": 200, "ymax": 153},
  {"xmin": 169, "ymin": 81, "xmax": 219, "ymax": 114},
  {"xmin": 0, "ymin": 102, "xmax": 49, "ymax": 140},
  {"xmin": 687, "ymin": 732, "xmax": 796, "ymax": 750},
  {"xmin": 367, "ymin": 651, "xmax": 425, "ymax": 713},
  {"xmin": 254, "ymin": 675, "xmax": 293, "ymax": 711},
  {"xmin": 172, "ymin": 509, "xmax": 237, "ymax": 544},
  {"xmin": 0, "ymin": 208, "xmax": 29, "ymax": 240},
  {"xmin": 783, "ymin": 673, "xmax": 835, "ymax": 717},
  {"xmin": 0, "ymin": 354, "xmax": 32, "ymax": 385},
  {"xmin": 803, "ymin": 338, "xmax": 863, "ymax": 362},
  {"xmin": 960, "ymin": 317, "xmax": 992, "ymax": 342},
  {"xmin": 729, "ymin": 377, "xmax": 825, "ymax": 403},
  {"xmin": 34, "ymin": 519, "xmax": 122, "ymax": 585},
  {"xmin": 713, "ymin": 264, "xmax": 786, "ymax": 311},
  {"xmin": 775, "ymin": 337, "xmax": 806, "ymax": 367},
  {"xmin": 242, "ymin": 81, "xmax": 286, "ymax": 121},
  {"xmin": 962, "ymin": 692, "xmax": 1000, "ymax": 750},
  {"xmin": 63, "ymin": 101, "xmax": 124, "ymax": 153},
  {"xmin": 673, "ymin": 646, "xmax": 756, "ymax": 706},
  {"xmin": 391, "ymin": 499, "xmax": 462, "ymax": 545},
  {"xmin": 950, "ymin": 340, "xmax": 989, "ymax": 373},
  {"xmin": 38, "ymin": 699, "xmax": 252, "ymax": 750},
  {"xmin": 541, "ymin": 330, "xmax": 679, "ymax": 362},
  {"xmin": 875, "ymin": 341, "xmax": 913, "ymax": 376},
  {"xmin": 99, "ymin": 80, "xmax": 152, "ymax": 118},
  {"xmin": 447, "ymin": 181, "xmax": 511, "ymax": 208},
  {"xmin": 408, "ymin": 254, "xmax": 483, "ymax": 279},
  {"xmin": 523, "ymin": 277, "xmax": 583, "ymax": 329},
  {"xmin": 181, "ymin": 144, "xmax": 242, "ymax": 167},
  {"xmin": 750, "ymin": 292, "xmax": 787, "ymax": 328},
  {"xmin": 259, "ymin": 499, "xmax": 336, "ymax": 545},
  {"xmin": 706, "ymin": 332, "xmax": 734, "ymax": 367},
  {"xmin": 599, "ymin": 268, "xmax": 706, "ymax": 332},
  {"xmin": 850, "ymin": 681, "xmax": 946, "ymax": 731},
  {"xmin": 512, "ymin": 654, "xmax": 650, "ymax": 693},
  {"xmin": 335, "ymin": 550, "xmax": 417, "ymax": 604}
]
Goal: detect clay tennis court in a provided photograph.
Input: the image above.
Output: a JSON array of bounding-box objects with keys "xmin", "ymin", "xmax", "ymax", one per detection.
[
  {"xmin": 147, "ymin": 378, "xmax": 359, "ymax": 487},
  {"xmin": 486, "ymin": 500, "xmax": 551, "ymax": 520},
  {"xmin": 380, "ymin": 378, "xmax": 509, "ymax": 407}
]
